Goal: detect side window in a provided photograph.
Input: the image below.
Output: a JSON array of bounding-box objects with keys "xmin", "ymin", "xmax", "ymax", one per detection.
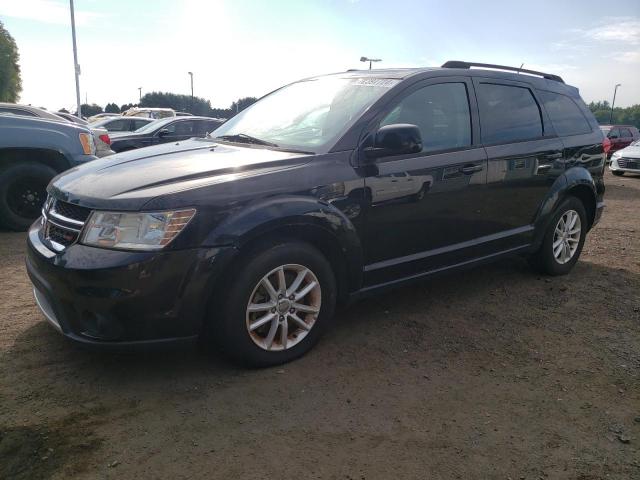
[
  {"xmin": 539, "ymin": 91, "xmax": 592, "ymax": 136},
  {"xmin": 0, "ymin": 107, "xmax": 37, "ymax": 117},
  {"xmin": 608, "ymin": 128, "xmax": 621, "ymax": 139},
  {"xmin": 174, "ymin": 120, "xmax": 195, "ymax": 135},
  {"xmin": 477, "ymin": 83, "xmax": 543, "ymax": 144},
  {"xmin": 381, "ymin": 82, "xmax": 471, "ymax": 152},
  {"xmin": 106, "ymin": 119, "xmax": 128, "ymax": 131},
  {"xmin": 620, "ymin": 128, "xmax": 632, "ymax": 138},
  {"xmin": 133, "ymin": 120, "xmax": 149, "ymax": 130}
]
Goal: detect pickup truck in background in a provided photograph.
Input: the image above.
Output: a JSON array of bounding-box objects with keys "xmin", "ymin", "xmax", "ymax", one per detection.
[{"xmin": 0, "ymin": 114, "xmax": 98, "ymax": 231}]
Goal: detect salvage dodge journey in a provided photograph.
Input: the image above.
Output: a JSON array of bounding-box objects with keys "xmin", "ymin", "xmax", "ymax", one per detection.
[{"xmin": 27, "ymin": 61, "xmax": 605, "ymax": 366}]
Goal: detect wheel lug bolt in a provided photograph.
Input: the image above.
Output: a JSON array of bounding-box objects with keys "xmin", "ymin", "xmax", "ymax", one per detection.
[
  {"xmin": 278, "ymin": 294, "xmax": 283, "ymax": 299},
  {"xmin": 289, "ymin": 308, "xmax": 295, "ymax": 313},
  {"xmin": 279, "ymin": 315, "xmax": 284, "ymax": 321},
  {"xmin": 289, "ymin": 295, "xmax": 294, "ymax": 300},
  {"xmin": 271, "ymin": 308, "xmax": 276, "ymax": 313}
]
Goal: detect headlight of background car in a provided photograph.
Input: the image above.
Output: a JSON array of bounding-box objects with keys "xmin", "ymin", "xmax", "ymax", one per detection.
[
  {"xmin": 78, "ymin": 132, "xmax": 96, "ymax": 155},
  {"xmin": 81, "ymin": 209, "xmax": 196, "ymax": 250}
]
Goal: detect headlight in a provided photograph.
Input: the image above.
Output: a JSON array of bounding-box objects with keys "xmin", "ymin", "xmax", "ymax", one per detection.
[
  {"xmin": 79, "ymin": 132, "xmax": 96, "ymax": 155},
  {"xmin": 81, "ymin": 209, "xmax": 196, "ymax": 250},
  {"xmin": 611, "ymin": 151, "xmax": 621, "ymax": 159}
]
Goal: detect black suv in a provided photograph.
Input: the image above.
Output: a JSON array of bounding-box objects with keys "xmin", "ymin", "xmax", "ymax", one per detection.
[{"xmin": 27, "ymin": 61, "xmax": 605, "ymax": 366}]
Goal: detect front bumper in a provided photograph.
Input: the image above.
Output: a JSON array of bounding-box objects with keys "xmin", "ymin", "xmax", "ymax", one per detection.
[
  {"xmin": 26, "ymin": 221, "xmax": 236, "ymax": 348},
  {"xmin": 610, "ymin": 156, "xmax": 640, "ymax": 174}
]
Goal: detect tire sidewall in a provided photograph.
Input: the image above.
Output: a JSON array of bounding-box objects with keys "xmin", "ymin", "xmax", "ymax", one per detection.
[
  {"xmin": 212, "ymin": 242, "xmax": 337, "ymax": 367},
  {"xmin": 540, "ymin": 196, "xmax": 588, "ymax": 275}
]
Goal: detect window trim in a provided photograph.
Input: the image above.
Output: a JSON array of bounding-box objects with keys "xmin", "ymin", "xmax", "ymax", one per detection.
[
  {"xmin": 471, "ymin": 77, "xmax": 555, "ymax": 148},
  {"xmin": 357, "ymin": 76, "xmax": 480, "ymax": 165}
]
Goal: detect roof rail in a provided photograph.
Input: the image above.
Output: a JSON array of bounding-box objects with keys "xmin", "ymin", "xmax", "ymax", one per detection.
[{"xmin": 441, "ymin": 60, "xmax": 564, "ymax": 83}]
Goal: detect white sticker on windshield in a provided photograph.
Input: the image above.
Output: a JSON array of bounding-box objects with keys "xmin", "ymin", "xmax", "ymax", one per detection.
[{"xmin": 351, "ymin": 78, "xmax": 399, "ymax": 88}]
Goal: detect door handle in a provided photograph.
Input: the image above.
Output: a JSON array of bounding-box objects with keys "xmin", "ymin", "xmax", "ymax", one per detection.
[{"xmin": 460, "ymin": 164, "xmax": 483, "ymax": 175}]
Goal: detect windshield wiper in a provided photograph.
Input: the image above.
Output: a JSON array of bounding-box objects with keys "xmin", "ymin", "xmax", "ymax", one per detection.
[{"xmin": 214, "ymin": 133, "xmax": 279, "ymax": 147}]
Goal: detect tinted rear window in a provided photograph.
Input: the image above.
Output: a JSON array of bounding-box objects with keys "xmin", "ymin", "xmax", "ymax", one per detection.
[
  {"xmin": 540, "ymin": 91, "xmax": 592, "ymax": 136},
  {"xmin": 477, "ymin": 83, "xmax": 542, "ymax": 144}
]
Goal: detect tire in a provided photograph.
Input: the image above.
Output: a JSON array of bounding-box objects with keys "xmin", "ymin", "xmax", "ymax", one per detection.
[
  {"xmin": 0, "ymin": 162, "xmax": 56, "ymax": 231},
  {"xmin": 612, "ymin": 171, "xmax": 624, "ymax": 176},
  {"xmin": 208, "ymin": 241, "xmax": 337, "ymax": 367},
  {"xmin": 528, "ymin": 196, "xmax": 587, "ymax": 276}
]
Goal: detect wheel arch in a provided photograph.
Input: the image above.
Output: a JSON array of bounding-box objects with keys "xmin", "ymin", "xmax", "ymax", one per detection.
[
  {"xmin": 203, "ymin": 196, "xmax": 365, "ymax": 303},
  {"xmin": 0, "ymin": 148, "xmax": 71, "ymax": 173},
  {"xmin": 532, "ymin": 167, "xmax": 597, "ymax": 249}
]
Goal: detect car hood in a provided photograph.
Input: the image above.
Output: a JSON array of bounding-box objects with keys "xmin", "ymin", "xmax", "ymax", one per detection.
[
  {"xmin": 49, "ymin": 138, "xmax": 313, "ymax": 210},
  {"xmin": 617, "ymin": 145, "xmax": 640, "ymax": 158}
]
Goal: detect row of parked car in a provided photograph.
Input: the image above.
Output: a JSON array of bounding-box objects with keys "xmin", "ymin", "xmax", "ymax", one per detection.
[{"xmin": 0, "ymin": 105, "xmax": 225, "ymax": 230}]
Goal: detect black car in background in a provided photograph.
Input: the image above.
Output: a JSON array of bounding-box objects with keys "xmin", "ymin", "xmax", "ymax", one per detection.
[
  {"xmin": 109, "ymin": 116, "xmax": 225, "ymax": 152},
  {"xmin": 27, "ymin": 61, "xmax": 605, "ymax": 367}
]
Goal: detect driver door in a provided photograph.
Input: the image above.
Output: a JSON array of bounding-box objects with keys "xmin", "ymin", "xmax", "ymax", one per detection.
[{"xmin": 361, "ymin": 78, "xmax": 489, "ymax": 286}]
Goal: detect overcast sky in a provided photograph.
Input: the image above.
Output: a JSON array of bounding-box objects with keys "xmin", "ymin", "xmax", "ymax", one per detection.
[{"xmin": 1, "ymin": 0, "xmax": 639, "ymax": 111}]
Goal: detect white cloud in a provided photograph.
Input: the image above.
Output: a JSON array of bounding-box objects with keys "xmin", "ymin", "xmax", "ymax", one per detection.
[
  {"xmin": 585, "ymin": 19, "xmax": 640, "ymax": 45},
  {"xmin": 0, "ymin": 0, "xmax": 102, "ymax": 26},
  {"xmin": 616, "ymin": 51, "xmax": 640, "ymax": 63}
]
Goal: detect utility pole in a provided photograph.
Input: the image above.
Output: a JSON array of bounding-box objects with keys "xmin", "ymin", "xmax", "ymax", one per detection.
[
  {"xmin": 188, "ymin": 72, "xmax": 194, "ymax": 100},
  {"xmin": 609, "ymin": 83, "xmax": 621, "ymax": 124},
  {"xmin": 138, "ymin": 87, "xmax": 142, "ymax": 102},
  {"xmin": 69, "ymin": 0, "xmax": 82, "ymax": 118}
]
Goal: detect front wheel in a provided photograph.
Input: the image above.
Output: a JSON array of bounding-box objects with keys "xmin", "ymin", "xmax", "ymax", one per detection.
[
  {"xmin": 0, "ymin": 162, "xmax": 57, "ymax": 231},
  {"xmin": 208, "ymin": 241, "xmax": 337, "ymax": 367},
  {"xmin": 529, "ymin": 196, "xmax": 587, "ymax": 276}
]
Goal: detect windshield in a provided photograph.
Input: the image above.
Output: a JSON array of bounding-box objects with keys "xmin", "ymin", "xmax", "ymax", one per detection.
[
  {"xmin": 133, "ymin": 118, "xmax": 169, "ymax": 134},
  {"xmin": 211, "ymin": 77, "xmax": 398, "ymax": 151}
]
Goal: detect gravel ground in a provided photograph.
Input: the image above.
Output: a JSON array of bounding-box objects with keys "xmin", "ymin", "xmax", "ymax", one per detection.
[{"xmin": 0, "ymin": 170, "xmax": 638, "ymax": 480}]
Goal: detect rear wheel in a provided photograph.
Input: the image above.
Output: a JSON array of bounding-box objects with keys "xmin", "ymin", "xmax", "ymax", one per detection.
[
  {"xmin": 612, "ymin": 170, "xmax": 624, "ymax": 176},
  {"xmin": 0, "ymin": 162, "xmax": 56, "ymax": 231},
  {"xmin": 208, "ymin": 241, "xmax": 337, "ymax": 367},
  {"xmin": 529, "ymin": 196, "xmax": 587, "ymax": 276}
]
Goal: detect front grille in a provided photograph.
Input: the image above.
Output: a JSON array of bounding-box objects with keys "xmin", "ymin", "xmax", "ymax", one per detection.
[
  {"xmin": 45, "ymin": 222, "xmax": 77, "ymax": 247},
  {"xmin": 42, "ymin": 196, "xmax": 91, "ymax": 252},
  {"xmin": 52, "ymin": 200, "xmax": 91, "ymax": 222},
  {"xmin": 618, "ymin": 157, "xmax": 639, "ymax": 169}
]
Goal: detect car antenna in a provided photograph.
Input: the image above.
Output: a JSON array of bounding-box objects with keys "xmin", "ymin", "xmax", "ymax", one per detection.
[{"xmin": 517, "ymin": 63, "xmax": 524, "ymax": 75}]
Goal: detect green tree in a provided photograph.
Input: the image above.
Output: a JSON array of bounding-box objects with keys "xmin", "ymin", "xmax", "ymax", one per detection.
[
  {"xmin": 77, "ymin": 103, "xmax": 103, "ymax": 117},
  {"xmin": 588, "ymin": 101, "xmax": 640, "ymax": 129},
  {"xmin": 0, "ymin": 21, "xmax": 22, "ymax": 102},
  {"xmin": 230, "ymin": 96, "xmax": 257, "ymax": 114},
  {"xmin": 104, "ymin": 102, "xmax": 120, "ymax": 114},
  {"xmin": 139, "ymin": 91, "xmax": 212, "ymax": 116}
]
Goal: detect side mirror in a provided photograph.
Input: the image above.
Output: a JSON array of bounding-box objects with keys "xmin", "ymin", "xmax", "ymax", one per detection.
[
  {"xmin": 364, "ymin": 124, "xmax": 423, "ymax": 160},
  {"xmin": 157, "ymin": 128, "xmax": 170, "ymax": 137}
]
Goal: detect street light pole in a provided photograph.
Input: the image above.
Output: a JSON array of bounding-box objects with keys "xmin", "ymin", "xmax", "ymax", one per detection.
[
  {"xmin": 609, "ymin": 83, "xmax": 621, "ymax": 124},
  {"xmin": 69, "ymin": 0, "xmax": 82, "ymax": 118},
  {"xmin": 138, "ymin": 87, "xmax": 142, "ymax": 103},
  {"xmin": 360, "ymin": 56, "xmax": 382, "ymax": 70},
  {"xmin": 188, "ymin": 71, "xmax": 194, "ymax": 99}
]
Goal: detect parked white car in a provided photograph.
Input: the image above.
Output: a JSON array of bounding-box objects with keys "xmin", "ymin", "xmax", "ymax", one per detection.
[
  {"xmin": 610, "ymin": 140, "xmax": 640, "ymax": 176},
  {"xmin": 0, "ymin": 103, "xmax": 114, "ymax": 158},
  {"xmin": 122, "ymin": 107, "xmax": 175, "ymax": 119}
]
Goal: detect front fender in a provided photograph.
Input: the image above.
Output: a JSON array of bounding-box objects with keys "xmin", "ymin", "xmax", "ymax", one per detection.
[
  {"xmin": 203, "ymin": 195, "xmax": 364, "ymax": 293},
  {"xmin": 533, "ymin": 166, "xmax": 597, "ymax": 247}
]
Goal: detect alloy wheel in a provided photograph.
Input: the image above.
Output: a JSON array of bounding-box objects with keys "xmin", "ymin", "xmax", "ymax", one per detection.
[
  {"xmin": 552, "ymin": 209, "xmax": 581, "ymax": 264},
  {"xmin": 245, "ymin": 264, "xmax": 321, "ymax": 351}
]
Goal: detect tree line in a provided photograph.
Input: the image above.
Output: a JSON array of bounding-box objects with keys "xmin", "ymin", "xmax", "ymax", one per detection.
[
  {"xmin": 587, "ymin": 101, "xmax": 640, "ymax": 129},
  {"xmin": 70, "ymin": 93, "xmax": 258, "ymax": 119}
]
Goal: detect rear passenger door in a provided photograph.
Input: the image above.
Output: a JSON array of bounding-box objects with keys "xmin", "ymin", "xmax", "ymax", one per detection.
[{"xmin": 474, "ymin": 78, "xmax": 564, "ymax": 242}]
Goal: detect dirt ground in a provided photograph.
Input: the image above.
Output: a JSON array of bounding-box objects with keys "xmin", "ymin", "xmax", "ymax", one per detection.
[{"xmin": 0, "ymin": 170, "xmax": 638, "ymax": 480}]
